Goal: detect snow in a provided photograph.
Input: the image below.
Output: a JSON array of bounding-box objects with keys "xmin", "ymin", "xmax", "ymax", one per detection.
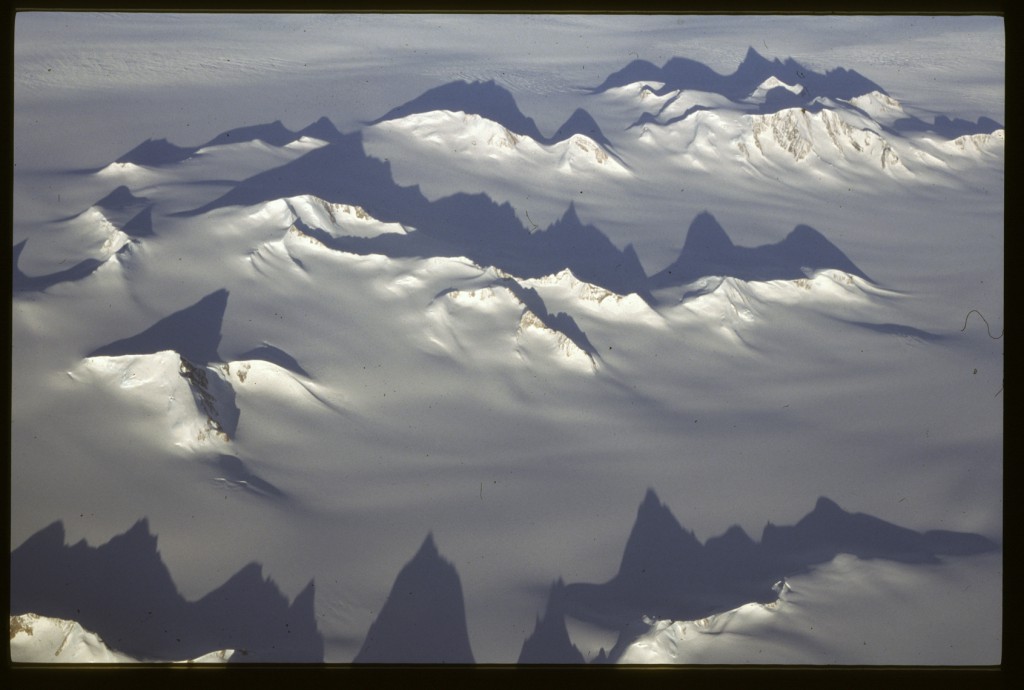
[
  {"xmin": 618, "ymin": 552, "xmax": 1002, "ymax": 665},
  {"xmin": 12, "ymin": 13, "xmax": 1002, "ymax": 666},
  {"xmin": 9, "ymin": 613, "xmax": 235, "ymax": 663}
]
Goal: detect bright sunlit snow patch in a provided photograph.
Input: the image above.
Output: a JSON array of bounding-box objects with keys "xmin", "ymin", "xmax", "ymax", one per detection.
[
  {"xmin": 515, "ymin": 309, "xmax": 596, "ymax": 373},
  {"xmin": 618, "ymin": 580, "xmax": 792, "ymax": 664},
  {"xmin": 284, "ymin": 195, "xmax": 408, "ymax": 238},
  {"xmin": 522, "ymin": 269, "xmax": 663, "ymax": 327},
  {"xmin": 12, "ymin": 15, "xmax": 1002, "ymax": 665},
  {"xmin": 746, "ymin": 76, "xmax": 805, "ymax": 104},
  {"xmin": 78, "ymin": 351, "xmax": 234, "ymax": 450},
  {"xmin": 9, "ymin": 613, "xmax": 235, "ymax": 663},
  {"xmin": 372, "ymin": 110, "xmax": 628, "ymax": 175}
]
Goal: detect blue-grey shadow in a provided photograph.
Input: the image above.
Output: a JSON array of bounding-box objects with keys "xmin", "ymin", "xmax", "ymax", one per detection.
[
  {"xmin": 353, "ymin": 534, "xmax": 475, "ymax": 664},
  {"xmin": 12, "ymin": 239, "xmax": 106, "ymax": 293},
  {"xmin": 369, "ymin": 79, "xmax": 617, "ymax": 152},
  {"xmin": 517, "ymin": 578, "xmax": 586, "ymax": 664},
  {"xmin": 591, "ymin": 47, "xmax": 886, "ymax": 107},
  {"xmin": 560, "ymin": 489, "xmax": 998, "ymax": 661},
  {"xmin": 177, "ymin": 131, "xmax": 650, "ymax": 302},
  {"xmin": 87, "ymin": 288, "xmax": 229, "ymax": 366},
  {"xmin": 209, "ymin": 455, "xmax": 287, "ymax": 499},
  {"xmin": 649, "ymin": 211, "xmax": 872, "ymax": 290},
  {"xmin": 10, "ymin": 519, "xmax": 323, "ymax": 662}
]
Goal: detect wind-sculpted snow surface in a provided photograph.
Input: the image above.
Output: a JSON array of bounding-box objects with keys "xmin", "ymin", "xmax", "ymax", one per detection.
[{"xmin": 12, "ymin": 26, "xmax": 1002, "ymax": 665}]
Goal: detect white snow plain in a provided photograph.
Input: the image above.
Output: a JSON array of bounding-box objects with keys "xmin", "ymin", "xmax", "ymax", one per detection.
[{"xmin": 11, "ymin": 13, "xmax": 1002, "ymax": 665}]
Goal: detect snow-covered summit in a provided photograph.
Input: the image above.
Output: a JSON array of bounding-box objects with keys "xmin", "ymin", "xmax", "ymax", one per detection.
[{"xmin": 373, "ymin": 109, "xmax": 627, "ymax": 174}]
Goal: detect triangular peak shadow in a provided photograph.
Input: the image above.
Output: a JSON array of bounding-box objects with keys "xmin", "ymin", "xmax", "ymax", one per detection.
[
  {"xmin": 590, "ymin": 47, "xmax": 886, "ymax": 104},
  {"xmin": 100, "ymin": 117, "xmax": 347, "ymax": 169},
  {"xmin": 517, "ymin": 578, "xmax": 586, "ymax": 664},
  {"xmin": 199, "ymin": 120, "xmax": 297, "ymax": 148},
  {"xmin": 561, "ymin": 489, "xmax": 998, "ymax": 658},
  {"xmin": 87, "ymin": 288, "xmax": 229, "ymax": 365},
  {"xmin": 649, "ymin": 211, "xmax": 872, "ymax": 290},
  {"xmin": 353, "ymin": 533, "xmax": 475, "ymax": 663},
  {"xmin": 9, "ymin": 519, "xmax": 323, "ymax": 662},
  {"xmin": 371, "ymin": 79, "xmax": 617, "ymax": 149},
  {"xmin": 182, "ymin": 133, "xmax": 651, "ymax": 300}
]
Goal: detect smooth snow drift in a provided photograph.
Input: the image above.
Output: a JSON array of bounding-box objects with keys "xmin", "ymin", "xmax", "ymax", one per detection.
[{"xmin": 12, "ymin": 14, "xmax": 1002, "ymax": 665}]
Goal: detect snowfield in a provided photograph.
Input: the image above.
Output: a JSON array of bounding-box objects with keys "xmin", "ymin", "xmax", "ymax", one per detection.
[{"xmin": 11, "ymin": 13, "xmax": 1002, "ymax": 666}]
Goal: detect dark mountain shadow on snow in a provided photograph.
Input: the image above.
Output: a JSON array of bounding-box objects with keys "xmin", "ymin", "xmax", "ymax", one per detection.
[
  {"xmin": 371, "ymin": 80, "xmax": 546, "ymax": 141},
  {"xmin": 562, "ymin": 489, "xmax": 998, "ymax": 661},
  {"xmin": 84, "ymin": 290, "xmax": 311, "ymax": 436},
  {"xmin": 550, "ymin": 107, "xmax": 616, "ymax": 150},
  {"xmin": 503, "ymin": 281, "xmax": 599, "ymax": 361},
  {"xmin": 236, "ymin": 342, "xmax": 310, "ymax": 376},
  {"xmin": 10, "ymin": 519, "xmax": 323, "ymax": 662},
  {"xmin": 96, "ymin": 184, "xmax": 149, "ymax": 211},
  {"xmin": 518, "ymin": 579, "xmax": 586, "ymax": 664},
  {"xmin": 122, "ymin": 205, "xmax": 155, "ymax": 237},
  {"xmin": 87, "ymin": 288, "xmax": 229, "ymax": 365},
  {"xmin": 296, "ymin": 115, "xmax": 349, "ymax": 144},
  {"xmin": 649, "ymin": 211, "xmax": 871, "ymax": 290},
  {"xmin": 841, "ymin": 320, "xmax": 944, "ymax": 342},
  {"xmin": 645, "ymin": 94, "xmax": 834, "ymax": 130},
  {"xmin": 353, "ymin": 534, "xmax": 475, "ymax": 664},
  {"xmin": 178, "ymin": 131, "xmax": 650, "ymax": 301},
  {"xmin": 54, "ymin": 185, "xmax": 157, "ymax": 236},
  {"xmin": 12, "ymin": 239, "xmax": 106, "ymax": 292},
  {"xmin": 434, "ymin": 278, "xmax": 599, "ymax": 363},
  {"xmin": 892, "ymin": 114, "xmax": 1004, "ymax": 139},
  {"xmin": 209, "ymin": 454, "xmax": 287, "ymax": 499},
  {"xmin": 371, "ymin": 79, "xmax": 617, "ymax": 151},
  {"xmin": 591, "ymin": 47, "xmax": 886, "ymax": 105},
  {"xmin": 199, "ymin": 120, "xmax": 297, "ymax": 148},
  {"xmin": 115, "ymin": 137, "xmax": 197, "ymax": 166},
  {"xmin": 91, "ymin": 117, "xmax": 345, "ymax": 171}
]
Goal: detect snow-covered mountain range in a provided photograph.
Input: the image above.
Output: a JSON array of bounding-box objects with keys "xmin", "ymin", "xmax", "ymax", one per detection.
[{"xmin": 12, "ymin": 16, "xmax": 1002, "ymax": 666}]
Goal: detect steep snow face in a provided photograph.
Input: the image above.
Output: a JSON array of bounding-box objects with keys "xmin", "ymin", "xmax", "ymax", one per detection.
[
  {"xmin": 11, "ymin": 17, "xmax": 1003, "ymax": 666},
  {"xmin": 285, "ymin": 195, "xmax": 408, "ymax": 238},
  {"xmin": 616, "ymin": 552, "xmax": 1001, "ymax": 665},
  {"xmin": 76, "ymin": 351, "xmax": 234, "ymax": 450},
  {"xmin": 845, "ymin": 90, "xmax": 906, "ymax": 125},
  {"xmin": 74, "ymin": 208, "xmax": 133, "ymax": 260},
  {"xmin": 10, "ymin": 613, "xmax": 235, "ymax": 663},
  {"xmin": 515, "ymin": 309, "xmax": 596, "ymax": 372},
  {"xmin": 942, "ymin": 129, "xmax": 1005, "ymax": 156},
  {"xmin": 522, "ymin": 269, "xmax": 663, "ymax": 327},
  {"xmin": 426, "ymin": 278, "xmax": 597, "ymax": 373},
  {"xmin": 742, "ymin": 107, "xmax": 904, "ymax": 171},
  {"xmin": 651, "ymin": 89, "xmax": 736, "ymax": 122},
  {"xmin": 10, "ymin": 613, "xmax": 138, "ymax": 663},
  {"xmin": 371, "ymin": 110, "xmax": 627, "ymax": 174}
]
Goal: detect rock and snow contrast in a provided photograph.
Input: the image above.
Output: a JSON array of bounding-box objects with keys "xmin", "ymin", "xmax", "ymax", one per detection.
[{"xmin": 12, "ymin": 14, "xmax": 1002, "ymax": 666}]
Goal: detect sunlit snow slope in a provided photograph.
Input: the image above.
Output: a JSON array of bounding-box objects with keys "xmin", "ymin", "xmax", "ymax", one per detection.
[{"xmin": 12, "ymin": 16, "xmax": 1002, "ymax": 665}]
